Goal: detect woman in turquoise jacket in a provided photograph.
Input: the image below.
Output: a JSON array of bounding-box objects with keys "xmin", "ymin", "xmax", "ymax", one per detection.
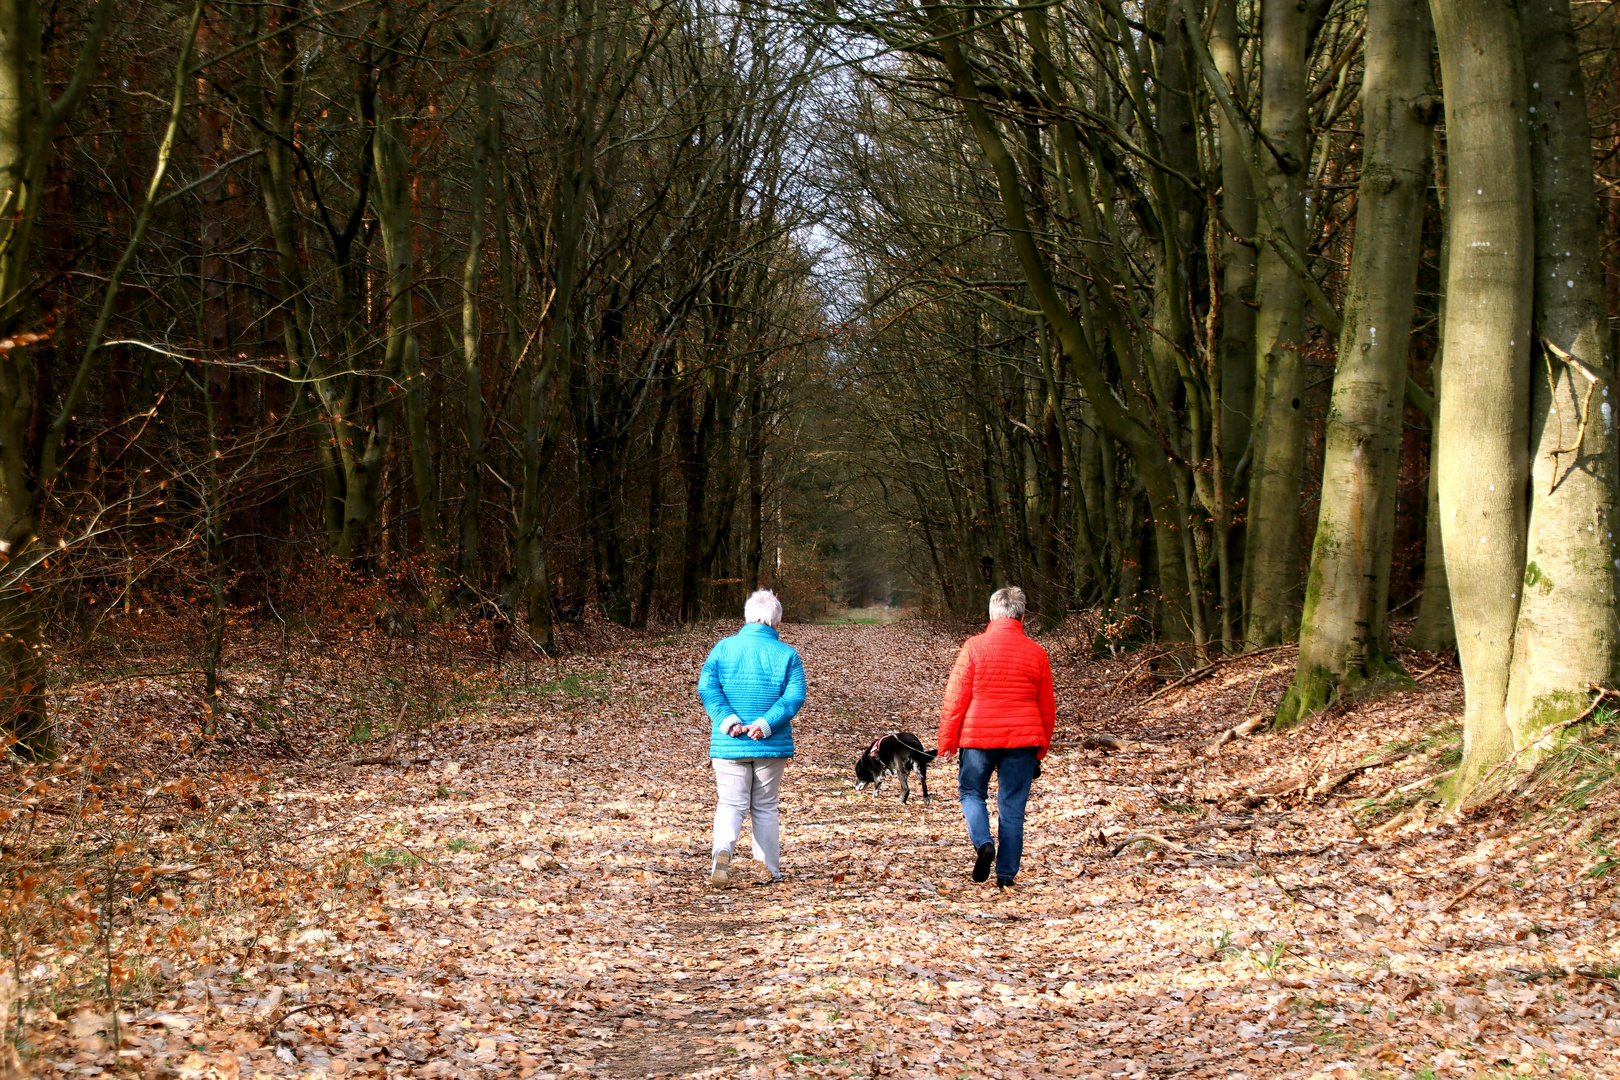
[{"xmin": 697, "ymin": 589, "xmax": 806, "ymax": 887}]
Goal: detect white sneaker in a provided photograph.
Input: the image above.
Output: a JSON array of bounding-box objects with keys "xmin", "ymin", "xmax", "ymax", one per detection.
[{"xmin": 710, "ymin": 850, "xmax": 731, "ymax": 889}]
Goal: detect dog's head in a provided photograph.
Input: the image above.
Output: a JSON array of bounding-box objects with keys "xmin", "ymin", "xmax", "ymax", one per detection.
[{"xmin": 854, "ymin": 751, "xmax": 882, "ymax": 786}]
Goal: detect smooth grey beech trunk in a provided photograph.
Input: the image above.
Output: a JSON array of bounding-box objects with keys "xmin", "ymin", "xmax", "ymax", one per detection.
[
  {"xmin": 1409, "ymin": 142, "xmax": 1455, "ymax": 653},
  {"xmin": 1429, "ymin": 0, "xmax": 1534, "ymax": 796},
  {"xmin": 1408, "ymin": 350, "xmax": 1456, "ymax": 650},
  {"xmin": 1503, "ymin": 0, "xmax": 1619, "ymax": 756},
  {"xmin": 1277, "ymin": 0, "xmax": 1436, "ymax": 726}
]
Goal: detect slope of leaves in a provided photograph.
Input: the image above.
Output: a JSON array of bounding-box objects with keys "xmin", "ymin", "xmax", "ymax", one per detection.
[{"xmin": 9, "ymin": 621, "xmax": 1620, "ymax": 1080}]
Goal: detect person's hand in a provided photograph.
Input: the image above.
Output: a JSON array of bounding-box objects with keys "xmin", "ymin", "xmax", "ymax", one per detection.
[
  {"xmin": 724, "ymin": 716, "xmax": 746, "ymax": 737},
  {"xmin": 747, "ymin": 723, "xmax": 766, "ymax": 740}
]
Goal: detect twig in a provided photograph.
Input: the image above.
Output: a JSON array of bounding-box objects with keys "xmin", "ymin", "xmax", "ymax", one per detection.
[
  {"xmin": 1505, "ymin": 966, "xmax": 1620, "ymax": 992},
  {"xmin": 1395, "ymin": 768, "xmax": 1454, "ymax": 794},
  {"xmin": 341, "ymin": 755, "xmax": 431, "ymax": 768},
  {"xmin": 1255, "ymin": 842, "xmax": 1345, "ymax": 858},
  {"xmin": 1158, "ymin": 813, "xmax": 1297, "ymax": 836},
  {"xmin": 1412, "ymin": 662, "xmax": 1443, "ymax": 682},
  {"xmin": 1258, "ymin": 863, "xmax": 1329, "ymax": 910},
  {"xmin": 1441, "ymin": 875, "xmax": 1494, "ymax": 913},
  {"xmin": 1110, "ymin": 832, "xmax": 1196, "ymax": 856},
  {"xmin": 1079, "ymin": 733, "xmax": 1155, "ymax": 752},
  {"xmin": 269, "ymin": 1001, "xmax": 344, "ymax": 1029}
]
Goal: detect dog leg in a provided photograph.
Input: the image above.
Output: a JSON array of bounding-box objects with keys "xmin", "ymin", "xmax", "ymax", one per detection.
[
  {"xmin": 920, "ymin": 765, "xmax": 931, "ymax": 805},
  {"xmin": 899, "ymin": 769, "xmax": 910, "ymax": 803}
]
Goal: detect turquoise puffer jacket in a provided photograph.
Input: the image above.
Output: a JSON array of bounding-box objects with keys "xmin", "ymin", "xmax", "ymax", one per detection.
[{"xmin": 698, "ymin": 623, "xmax": 805, "ymax": 759}]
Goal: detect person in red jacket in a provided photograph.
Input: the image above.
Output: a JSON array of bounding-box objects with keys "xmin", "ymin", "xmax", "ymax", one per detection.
[{"xmin": 937, "ymin": 586, "xmax": 1055, "ymax": 887}]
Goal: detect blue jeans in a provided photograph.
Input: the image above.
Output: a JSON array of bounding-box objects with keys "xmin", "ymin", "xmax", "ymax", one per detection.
[{"xmin": 957, "ymin": 747, "xmax": 1039, "ymax": 882}]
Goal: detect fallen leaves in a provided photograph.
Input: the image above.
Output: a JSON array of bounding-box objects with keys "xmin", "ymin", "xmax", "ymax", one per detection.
[{"xmin": 4, "ymin": 621, "xmax": 1618, "ymax": 1080}]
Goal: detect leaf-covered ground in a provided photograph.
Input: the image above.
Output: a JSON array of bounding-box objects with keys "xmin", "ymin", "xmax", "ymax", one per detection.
[{"xmin": 30, "ymin": 622, "xmax": 1620, "ymax": 1079}]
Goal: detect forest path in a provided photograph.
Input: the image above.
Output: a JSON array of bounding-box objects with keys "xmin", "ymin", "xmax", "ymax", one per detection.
[{"xmin": 149, "ymin": 623, "xmax": 1620, "ymax": 1080}]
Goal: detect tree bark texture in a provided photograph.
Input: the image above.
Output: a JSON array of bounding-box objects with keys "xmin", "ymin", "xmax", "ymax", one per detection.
[
  {"xmin": 372, "ymin": 25, "xmax": 442, "ymax": 578},
  {"xmin": 1410, "ymin": 134, "xmax": 1456, "ymax": 653},
  {"xmin": 1408, "ymin": 349, "xmax": 1456, "ymax": 649},
  {"xmin": 1211, "ymin": 0, "xmax": 1256, "ymax": 471},
  {"xmin": 1504, "ymin": 0, "xmax": 1619, "ymax": 749},
  {"xmin": 457, "ymin": 21, "xmax": 496, "ymax": 596},
  {"xmin": 1430, "ymin": 0, "xmax": 1534, "ymax": 795},
  {"xmin": 1243, "ymin": 0, "xmax": 1312, "ymax": 646},
  {"xmin": 1278, "ymin": 0, "xmax": 1436, "ymax": 726}
]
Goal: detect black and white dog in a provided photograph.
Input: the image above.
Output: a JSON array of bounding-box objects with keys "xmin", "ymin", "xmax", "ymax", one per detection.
[{"xmin": 854, "ymin": 732, "xmax": 938, "ymax": 804}]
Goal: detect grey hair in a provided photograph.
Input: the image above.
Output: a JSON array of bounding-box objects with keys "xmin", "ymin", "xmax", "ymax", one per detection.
[
  {"xmin": 744, "ymin": 589, "xmax": 784, "ymax": 627},
  {"xmin": 988, "ymin": 586, "xmax": 1027, "ymax": 621}
]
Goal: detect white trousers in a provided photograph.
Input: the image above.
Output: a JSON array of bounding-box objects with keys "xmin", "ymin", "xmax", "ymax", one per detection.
[{"xmin": 711, "ymin": 757, "xmax": 787, "ymax": 875}]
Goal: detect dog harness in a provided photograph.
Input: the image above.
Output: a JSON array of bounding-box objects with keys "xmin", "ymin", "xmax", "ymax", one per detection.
[{"xmin": 868, "ymin": 733, "xmax": 900, "ymax": 755}]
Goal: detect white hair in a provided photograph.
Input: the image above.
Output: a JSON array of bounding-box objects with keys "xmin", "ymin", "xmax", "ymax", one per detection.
[
  {"xmin": 744, "ymin": 589, "xmax": 783, "ymax": 628},
  {"xmin": 988, "ymin": 586, "xmax": 1027, "ymax": 621}
]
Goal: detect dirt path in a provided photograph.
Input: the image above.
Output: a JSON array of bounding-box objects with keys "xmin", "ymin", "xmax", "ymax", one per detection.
[{"xmin": 113, "ymin": 623, "xmax": 1620, "ymax": 1080}]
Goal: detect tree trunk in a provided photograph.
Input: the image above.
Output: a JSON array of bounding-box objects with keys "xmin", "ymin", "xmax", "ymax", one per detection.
[
  {"xmin": 1242, "ymin": 0, "xmax": 1312, "ymax": 646},
  {"xmin": 634, "ymin": 377, "xmax": 674, "ymax": 627},
  {"xmin": 1410, "ymin": 128, "xmax": 1455, "ymax": 652},
  {"xmin": 1407, "ymin": 349, "xmax": 1456, "ymax": 649},
  {"xmin": 1277, "ymin": 0, "xmax": 1436, "ymax": 726},
  {"xmin": 0, "ymin": 591, "xmax": 47, "ymax": 757},
  {"xmin": 1210, "ymin": 0, "xmax": 1255, "ymax": 643},
  {"xmin": 1504, "ymin": 0, "xmax": 1619, "ymax": 749},
  {"xmin": 371, "ymin": 23, "xmax": 442, "ymax": 580},
  {"xmin": 676, "ymin": 370, "xmax": 712, "ymax": 621},
  {"xmin": 1430, "ymin": 0, "xmax": 1534, "ymax": 795},
  {"xmin": 456, "ymin": 24, "xmax": 495, "ymax": 597},
  {"xmin": 744, "ymin": 355, "xmax": 765, "ymax": 593},
  {"xmin": 1211, "ymin": 0, "xmax": 1256, "ymax": 472},
  {"xmin": 0, "ymin": 0, "xmax": 132, "ymax": 757}
]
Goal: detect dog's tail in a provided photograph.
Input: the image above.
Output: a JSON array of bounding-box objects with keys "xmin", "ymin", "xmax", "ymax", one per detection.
[{"xmin": 897, "ymin": 731, "xmax": 939, "ymax": 761}]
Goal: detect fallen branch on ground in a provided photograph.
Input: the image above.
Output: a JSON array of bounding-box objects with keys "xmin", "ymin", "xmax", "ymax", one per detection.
[
  {"xmin": 1079, "ymin": 733, "xmax": 1156, "ymax": 752},
  {"xmin": 1158, "ymin": 813, "xmax": 1297, "ymax": 836},
  {"xmin": 1110, "ymin": 832, "xmax": 1195, "ymax": 856},
  {"xmin": 1141, "ymin": 646, "xmax": 1293, "ymax": 704},
  {"xmin": 341, "ymin": 755, "xmax": 432, "ymax": 768},
  {"xmin": 1312, "ymin": 753, "xmax": 1418, "ymax": 797},
  {"xmin": 1243, "ymin": 752, "xmax": 1413, "ymax": 802},
  {"xmin": 1441, "ymin": 875, "xmax": 1493, "ymax": 913},
  {"xmin": 1505, "ymin": 966, "xmax": 1620, "ymax": 992},
  {"xmin": 1198, "ymin": 715, "xmax": 1266, "ymax": 756}
]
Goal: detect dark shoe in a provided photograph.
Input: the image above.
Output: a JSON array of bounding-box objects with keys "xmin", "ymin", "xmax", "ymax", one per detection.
[
  {"xmin": 996, "ymin": 878, "xmax": 1015, "ymax": 889},
  {"xmin": 972, "ymin": 842, "xmax": 995, "ymax": 883}
]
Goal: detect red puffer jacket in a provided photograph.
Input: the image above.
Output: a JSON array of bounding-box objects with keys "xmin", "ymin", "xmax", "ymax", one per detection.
[{"xmin": 937, "ymin": 618, "xmax": 1056, "ymax": 758}]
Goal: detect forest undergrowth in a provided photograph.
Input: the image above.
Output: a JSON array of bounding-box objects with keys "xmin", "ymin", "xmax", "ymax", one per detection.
[{"xmin": 5, "ymin": 620, "xmax": 1620, "ymax": 1080}]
